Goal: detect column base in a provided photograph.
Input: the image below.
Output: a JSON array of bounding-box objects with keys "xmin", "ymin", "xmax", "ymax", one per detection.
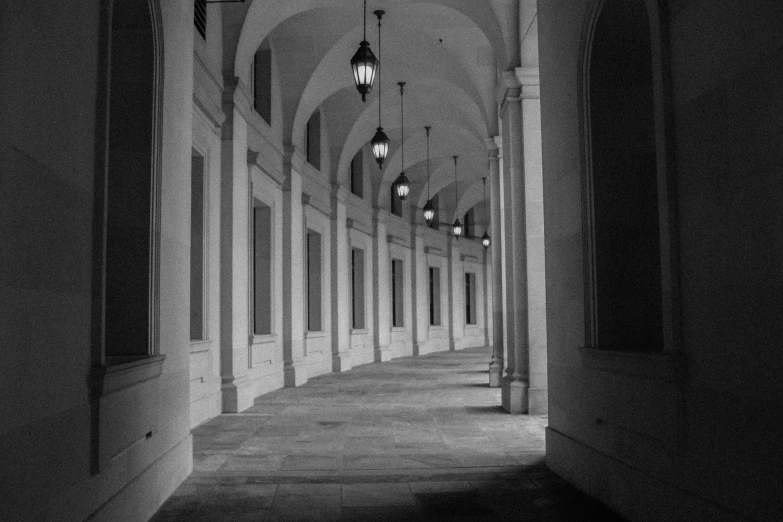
[
  {"xmin": 528, "ymin": 386, "xmax": 548, "ymax": 414},
  {"xmin": 501, "ymin": 377, "xmax": 529, "ymax": 414},
  {"xmin": 332, "ymin": 353, "xmax": 352, "ymax": 373},
  {"xmin": 221, "ymin": 375, "xmax": 255, "ymax": 413},
  {"xmin": 374, "ymin": 345, "xmax": 391, "ymax": 362},
  {"xmin": 284, "ymin": 361, "xmax": 308, "ymax": 388},
  {"xmin": 489, "ymin": 360, "xmax": 504, "ymax": 388}
]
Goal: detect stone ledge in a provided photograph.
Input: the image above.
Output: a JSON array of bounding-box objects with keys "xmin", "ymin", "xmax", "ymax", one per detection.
[
  {"xmin": 93, "ymin": 354, "xmax": 166, "ymax": 396},
  {"xmin": 578, "ymin": 347, "xmax": 684, "ymax": 382}
]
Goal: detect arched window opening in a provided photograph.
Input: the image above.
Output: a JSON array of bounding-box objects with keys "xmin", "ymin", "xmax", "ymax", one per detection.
[
  {"xmin": 585, "ymin": 0, "xmax": 664, "ymax": 352},
  {"xmin": 253, "ymin": 39, "xmax": 272, "ymax": 125},
  {"xmin": 103, "ymin": 0, "xmax": 160, "ymax": 361},
  {"xmin": 306, "ymin": 110, "xmax": 321, "ymax": 170},
  {"xmin": 351, "ymin": 148, "xmax": 364, "ymax": 198}
]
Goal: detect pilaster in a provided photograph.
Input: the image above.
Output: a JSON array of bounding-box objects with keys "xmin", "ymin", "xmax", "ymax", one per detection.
[
  {"xmin": 219, "ymin": 84, "xmax": 254, "ymax": 412},
  {"xmin": 517, "ymin": 66, "xmax": 547, "ymax": 414},
  {"xmin": 447, "ymin": 236, "xmax": 462, "ymax": 351},
  {"xmin": 373, "ymin": 210, "xmax": 391, "ymax": 362},
  {"xmin": 331, "ymin": 184, "xmax": 352, "ymax": 372},
  {"xmin": 487, "ymin": 140, "xmax": 504, "ymax": 388},
  {"xmin": 499, "ymin": 71, "xmax": 530, "ymax": 414},
  {"xmin": 410, "ymin": 225, "xmax": 427, "ymax": 356},
  {"xmin": 282, "ymin": 145, "xmax": 308, "ymax": 387}
]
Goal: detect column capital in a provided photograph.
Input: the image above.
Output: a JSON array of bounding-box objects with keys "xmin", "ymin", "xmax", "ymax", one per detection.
[
  {"xmin": 248, "ymin": 149, "xmax": 285, "ymax": 187},
  {"xmin": 515, "ymin": 67, "xmax": 540, "ymax": 99},
  {"xmin": 496, "ymin": 70, "xmax": 522, "ymax": 105},
  {"xmin": 283, "ymin": 144, "xmax": 305, "ymax": 173},
  {"xmin": 373, "ymin": 207, "xmax": 390, "ymax": 225},
  {"xmin": 332, "ymin": 183, "xmax": 350, "ymax": 204},
  {"xmin": 485, "ymin": 138, "xmax": 499, "ymax": 153},
  {"xmin": 493, "ymin": 135, "xmax": 503, "ymax": 151},
  {"xmin": 487, "ymin": 142, "xmax": 500, "ymax": 163},
  {"xmin": 222, "ymin": 75, "xmax": 253, "ymax": 118}
]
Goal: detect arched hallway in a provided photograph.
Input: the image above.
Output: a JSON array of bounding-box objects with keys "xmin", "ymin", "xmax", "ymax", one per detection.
[
  {"xmin": 153, "ymin": 347, "xmax": 618, "ymax": 521},
  {"xmin": 4, "ymin": 0, "xmax": 783, "ymax": 520}
]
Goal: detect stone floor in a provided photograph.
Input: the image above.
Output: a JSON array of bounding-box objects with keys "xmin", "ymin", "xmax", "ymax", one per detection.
[{"xmin": 152, "ymin": 347, "xmax": 622, "ymax": 521}]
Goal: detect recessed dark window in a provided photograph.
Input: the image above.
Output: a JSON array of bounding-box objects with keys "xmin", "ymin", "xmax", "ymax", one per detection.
[
  {"xmin": 465, "ymin": 272, "xmax": 477, "ymax": 325},
  {"xmin": 253, "ymin": 200, "xmax": 272, "ymax": 335},
  {"xmin": 104, "ymin": 0, "xmax": 156, "ymax": 359},
  {"xmin": 190, "ymin": 150, "xmax": 205, "ymax": 341},
  {"xmin": 351, "ymin": 149, "xmax": 364, "ymax": 198},
  {"xmin": 306, "ymin": 110, "xmax": 321, "ymax": 170},
  {"xmin": 391, "ymin": 259, "xmax": 404, "ymax": 327},
  {"xmin": 463, "ymin": 208, "xmax": 475, "ymax": 239},
  {"xmin": 429, "ymin": 267, "xmax": 441, "ymax": 326},
  {"xmin": 306, "ymin": 230, "xmax": 322, "ymax": 331},
  {"xmin": 586, "ymin": 0, "xmax": 663, "ymax": 352},
  {"xmin": 352, "ymin": 248, "xmax": 365, "ymax": 329},
  {"xmin": 253, "ymin": 47, "xmax": 272, "ymax": 124}
]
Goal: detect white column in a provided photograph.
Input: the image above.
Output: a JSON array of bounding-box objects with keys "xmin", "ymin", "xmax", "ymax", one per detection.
[
  {"xmin": 500, "ymin": 71, "xmax": 530, "ymax": 414},
  {"xmin": 447, "ymin": 236, "xmax": 462, "ymax": 351},
  {"xmin": 373, "ymin": 210, "xmax": 391, "ymax": 362},
  {"xmin": 219, "ymin": 82, "xmax": 254, "ymax": 412},
  {"xmin": 282, "ymin": 145, "xmax": 307, "ymax": 387},
  {"xmin": 487, "ymin": 141, "xmax": 504, "ymax": 387},
  {"xmin": 518, "ymin": 66, "xmax": 548, "ymax": 414},
  {"xmin": 330, "ymin": 184, "xmax": 351, "ymax": 372},
  {"xmin": 411, "ymin": 226, "xmax": 428, "ymax": 356}
]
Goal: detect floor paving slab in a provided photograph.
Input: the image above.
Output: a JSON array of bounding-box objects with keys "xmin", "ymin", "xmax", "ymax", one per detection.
[{"xmin": 152, "ymin": 347, "xmax": 623, "ymax": 521}]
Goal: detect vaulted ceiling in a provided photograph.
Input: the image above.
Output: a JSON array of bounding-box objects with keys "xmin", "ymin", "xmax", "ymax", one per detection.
[{"xmin": 223, "ymin": 0, "xmax": 519, "ymax": 221}]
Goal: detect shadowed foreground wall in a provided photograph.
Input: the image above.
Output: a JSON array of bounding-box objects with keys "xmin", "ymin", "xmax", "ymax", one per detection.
[{"xmin": 539, "ymin": 0, "xmax": 783, "ymax": 520}]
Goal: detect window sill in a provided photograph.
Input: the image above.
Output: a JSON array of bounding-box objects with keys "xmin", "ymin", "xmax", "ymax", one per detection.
[
  {"xmin": 428, "ymin": 325, "xmax": 444, "ymax": 330},
  {"xmin": 351, "ymin": 329, "xmax": 369, "ymax": 335},
  {"xmin": 252, "ymin": 334, "xmax": 278, "ymax": 345},
  {"xmin": 307, "ymin": 331, "xmax": 327, "ymax": 339},
  {"xmin": 93, "ymin": 354, "xmax": 166, "ymax": 396},
  {"xmin": 579, "ymin": 347, "xmax": 684, "ymax": 382},
  {"xmin": 391, "ymin": 326, "xmax": 406, "ymax": 332},
  {"xmin": 189, "ymin": 339, "xmax": 212, "ymax": 354}
]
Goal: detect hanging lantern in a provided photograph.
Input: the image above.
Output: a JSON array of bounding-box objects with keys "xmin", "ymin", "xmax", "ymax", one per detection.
[
  {"xmin": 350, "ymin": 0, "xmax": 378, "ymax": 102},
  {"xmin": 452, "ymin": 155, "xmax": 461, "ymax": 239},
  {"xmin": 370, "ymin": 11, "xmax": 389, "ymax": 167},
  {"xmin": 395, "ymin": 82, "xmax": 409, "ymax": 200},
  {"xmin": 423, "ymin": 199, "xmax": 435, "ymax": 223},
  {"xmin": 452, "ymin": 218, "xmax": 463, "ymax": 238},
  {"xmin": 422, "ymin": 126, "xmax": 434, "ymax": 223},
  {"xmin": 395, "ymin": 172, "xmax": 410, "ymax": 199},
  {"xmin": 371, "ymin": 127, "xmax": 389, "ymax": 167},
  {"xmin": 481, "ymin": 177, "xmax": 490, "ymax": 248}
]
